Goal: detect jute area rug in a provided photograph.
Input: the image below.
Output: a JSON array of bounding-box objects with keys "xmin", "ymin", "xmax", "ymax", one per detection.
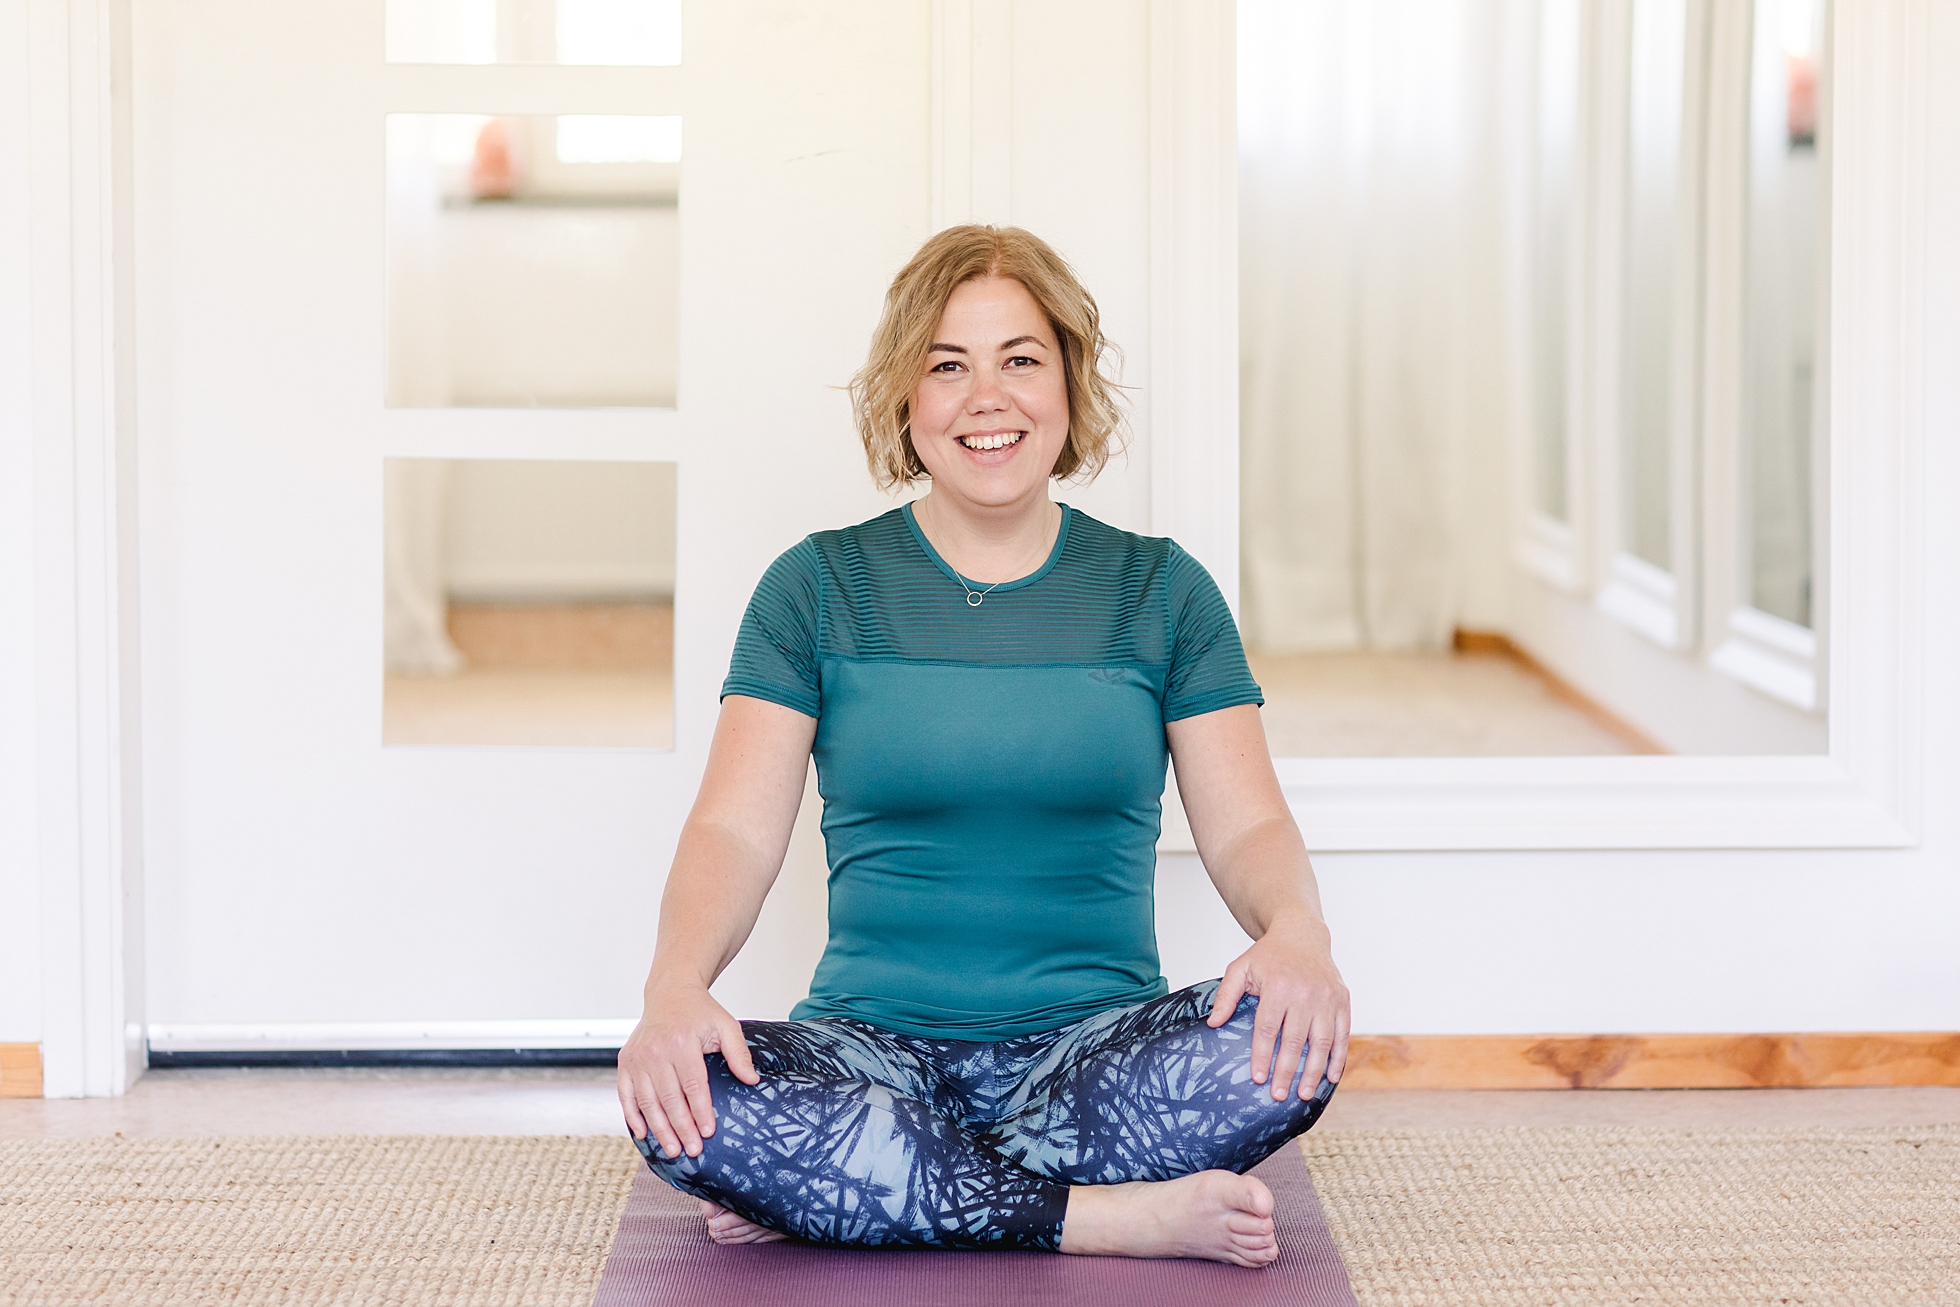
[
  {"xmin": 2, "ymin": 1126, "xmax": 1955, "ymax": 1306},
  {"xmin": 1303, "ymin": 1124, "xmax": 1960, "ymax": 1305}
]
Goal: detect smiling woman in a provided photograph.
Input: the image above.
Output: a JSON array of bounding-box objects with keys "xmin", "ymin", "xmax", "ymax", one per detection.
[
  {"xmin": 615, "ymin": 225, "xmax": 1351, "ymax": 1264},
  {"xmin": 850, "ymin": 226, "xmax": 1125, "ymax": 497}
]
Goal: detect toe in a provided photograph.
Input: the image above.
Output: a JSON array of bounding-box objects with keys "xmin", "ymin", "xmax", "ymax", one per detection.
[
  {"xmin": 1227, "ymin": 1212, "xmax": 1275, "ymax": 1236},
  {"xmin": 1239, "ymin": 1176, "xmax": 1275, "ymax": 1218}
]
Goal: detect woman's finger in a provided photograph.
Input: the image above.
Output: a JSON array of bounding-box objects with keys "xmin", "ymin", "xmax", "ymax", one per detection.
[
  {"xmin": 1248, "ymin": 985, "xmax": 1281, "ymax": 1086},
  {"xmin": 1209, "ymin": 961, "xmax": 1250, "ymax": 1028},
  {"xmin": 1270, "ymin": 1003, "xmax": 1311, "ymax": 1101},
  {"xmin": 637, "ymin": 1072, "xmax": 683, "ymax": 1159},
  {"xmin": 617, "ymin": 1066, "xmax": 647, "ymax": 1139},
  {"xmin": 1300, "ymin": 1011, "xmax": 1334, "ymax": 1098},
  {"xmin": 676, "ymin": 1049, "xmax": 720, "ymax": 1142},
  {"xmin": 651, "ymin": 1061, "xmax": 705, "ymax": 1157},
  {"xmin": 1327, "ymin": 1003, "xmax": 1351, "ymax": 1085},
  {"xmin": 718, "ymin": 1015, "xmax": 760, "ymax": 1085}
]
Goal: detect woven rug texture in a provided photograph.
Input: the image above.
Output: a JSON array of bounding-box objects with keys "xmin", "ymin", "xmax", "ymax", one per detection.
[
  {"xmin": 1303, "ymin": 1124, "xmax": 1960, "ymax": 1306},
  {"xmin": 4, "ymin": 1126, "xmax": 1957, "ymax": 1305},
  {"xmin": 0, "ymin": 1135, "xmax": 638, "ymax": 1307}
]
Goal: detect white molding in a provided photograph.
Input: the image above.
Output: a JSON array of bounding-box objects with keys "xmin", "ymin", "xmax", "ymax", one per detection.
[
  {"xmin": 1516, "ymin": 512, "xmax": 1581, "ymax": 591},
  {"xmin": 1820, "ymin": 0, "xmax": 1925, "ymax": 841},
  {"xmin": 1695, "ymin": 0, "xmax": 1749, "ymax": 648},
  {"xmin": 1276, "ymin": 753, "xmax": 1905, "ymax": 851},
  {"xmin": 1596, "ymin": 549, "xmax": 1681, "ymax": 646},
  {"xmin": 1710, "ymin": 605, "xmax": 1820, "ymax": 710},
  {"xmin": 930, "ymin": 0, "xmax": 1012, "ymax": 230},
  {"xmin": 377, "ymin": 64, "xmax": 684, "ymax": 117},
  {"xmin": 1664, "ymin": 0, "xmax": 1714, "ymax": 650},
  {"xmin": 1585, "ymin": 0, "xmax": 1633, "ymax": 602},
  {"xmin": 1147, "ymin": 0, "xmax": 1239, "ymax": 602},
  {"xmin": 148, "ymin": 1020, "xmax": 636, "ymax": 1052},
  {"xmin": 27, "ymin": 0, "xmax": 145, "ymax": 1097}
]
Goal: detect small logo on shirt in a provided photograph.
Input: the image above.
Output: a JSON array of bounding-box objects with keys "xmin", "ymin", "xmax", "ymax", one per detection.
[{"xmin": 1089, "ymin": 668, "xmax": 1125, "ymax": 685}]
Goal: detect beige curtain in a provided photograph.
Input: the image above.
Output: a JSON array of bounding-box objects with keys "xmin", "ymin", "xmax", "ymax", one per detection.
[
  {"xmin": 1238, "ymin": 0, "xmax": 1504, "ymax": 653},
  {"xmin": 383, "ymin": 459, "xmax": 464, "ymax": 675}
]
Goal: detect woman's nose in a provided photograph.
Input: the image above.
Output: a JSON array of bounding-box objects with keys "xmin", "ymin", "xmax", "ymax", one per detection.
[{"xmin": 967, "ymin": 368, "xmax": 1009, "ymax": 412}]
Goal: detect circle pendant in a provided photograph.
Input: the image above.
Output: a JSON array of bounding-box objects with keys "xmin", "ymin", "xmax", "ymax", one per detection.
[{"xmin": 966, "ymin": 593, "xmax": 984, "ymax": 607}]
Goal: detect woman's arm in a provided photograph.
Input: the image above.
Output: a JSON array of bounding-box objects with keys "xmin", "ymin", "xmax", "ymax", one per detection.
[
  {"xmin": 1165, "ymin": 703, "xmax": 1351, "ymax": 1099},
  {"xmin": 617, "ymin": 695, "xmax": 818, "ymax": 1158}
]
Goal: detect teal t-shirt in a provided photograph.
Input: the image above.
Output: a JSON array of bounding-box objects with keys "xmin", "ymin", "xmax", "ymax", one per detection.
[{"xmin": 720, "ymin": 503, "xmax": 1263, "ymax": 1040}]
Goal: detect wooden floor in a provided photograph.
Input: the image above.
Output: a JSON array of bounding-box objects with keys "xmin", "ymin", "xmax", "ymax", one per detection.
[
  {"xmin": 383, "ymin": 601, "xmax": 674, "ymax": 748},
  {"xmin": 1249, "ymin": 647, "xmax": 1652, "ymax": 757},
  {"xmin": 3, "ymin": 1068, "xmax": 1957, "ymax": 1139}
]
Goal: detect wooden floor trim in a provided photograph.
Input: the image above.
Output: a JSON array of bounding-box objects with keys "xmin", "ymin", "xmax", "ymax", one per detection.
[
  {"xmin": 1345, "ymin": 1033, "xmax": 1960, "ymax": 1089},
  {"xmin": 0, "ymin": 1042, "xmax": 43, "ymax": 1098},
  {"xmin": 1452, "ymin": 627, "xmax": 1669, "ymax": 755},
  {"xmin": 6, "ymin": 1035, "xmax": 1954, "ymax": 1097}
]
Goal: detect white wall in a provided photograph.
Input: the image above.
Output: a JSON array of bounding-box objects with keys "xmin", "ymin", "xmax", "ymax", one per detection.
[
  {"xmin": 0, "ymin": 0, "xmax": 42, "ymax": 1043},
  {"xmin": 442, "ymin": 459, "xmax": 678, "ymax": 601},
  {"xmin": 1003, "ymin": 0, "xmax": 1155, "ymax": 536}
]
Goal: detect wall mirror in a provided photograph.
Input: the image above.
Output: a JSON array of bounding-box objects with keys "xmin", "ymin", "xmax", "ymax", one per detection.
[
  {"xmin": 386, "ymin": 0, "xmax": 681, "ymax": 65},
  {"xmin": 1237, "ymin": 0, "xmax": 1828, "ymax": 759},
  {"xmin": 385, "ymin": 112, "xmax": 680, "ymax": 408},
  {"xmin": 382, "ymin": 458, "xmax": 676, "ymax": 748}
]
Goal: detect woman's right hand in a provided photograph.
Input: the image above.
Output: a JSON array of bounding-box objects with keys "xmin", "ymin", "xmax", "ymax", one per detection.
[{"xmin": 617, "ymin": 979, "xmax": 760, "ymax": 1160}]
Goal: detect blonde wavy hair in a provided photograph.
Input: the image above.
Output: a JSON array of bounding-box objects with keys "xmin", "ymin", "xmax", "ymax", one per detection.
[{"xmin": 850, "ymin": 225, "xmax": 1126, "ymax": 489}]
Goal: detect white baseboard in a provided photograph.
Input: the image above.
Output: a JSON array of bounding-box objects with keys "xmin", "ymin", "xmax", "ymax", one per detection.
[{"xmin": 147, "ymin": 1019, "xmax": 636, "ymax": 1053}]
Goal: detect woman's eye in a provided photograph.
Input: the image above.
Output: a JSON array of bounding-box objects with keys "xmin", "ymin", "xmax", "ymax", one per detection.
[
  {"xmin": 930, "ymin": 360, "xmax": 962, "ymax": 373},
  {"xmin": 1007, "ymin": 355, "xmax": 1038, "ymax": 368}
]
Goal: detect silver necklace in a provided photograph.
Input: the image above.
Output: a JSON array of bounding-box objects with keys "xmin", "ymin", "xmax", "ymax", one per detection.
[
  {"xmin": 917, "ymin": 499, "xmax": 1050, "ymax": 608},
  {"xmin": 954, "ymin": 573, "xmax": 1005, "ymax": 607}
]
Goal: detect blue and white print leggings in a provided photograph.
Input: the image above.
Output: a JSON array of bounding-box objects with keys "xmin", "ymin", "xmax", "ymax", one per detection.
[{"xmin": 634, "ymin": 979, "xmax": 1336, "ymax": 1252}]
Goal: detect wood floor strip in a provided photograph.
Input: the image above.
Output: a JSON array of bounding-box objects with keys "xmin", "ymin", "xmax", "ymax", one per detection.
[
  {"xmin": 0, "ymin": 1042, "xmax": 42, "ymax": 1098},
  {"xmin": 8, "ymin": 1035, "xmax": 1954, "ymax": 1097},
  {"xmin": 1452, "ymin": 627, "xmax": 1670, "ymax": 755},
  {"xmin": 1344, "ymin": 1033, "xmax": 1960, "ymax": 1089}
]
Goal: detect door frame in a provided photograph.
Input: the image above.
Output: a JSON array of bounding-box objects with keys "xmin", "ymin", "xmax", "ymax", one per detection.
[{"xmin": 14, "ymin": 0, "xmax": 146, "ymax": 1099}]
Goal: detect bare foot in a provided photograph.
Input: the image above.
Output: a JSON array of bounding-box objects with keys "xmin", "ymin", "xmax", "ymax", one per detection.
[
  {"xmin": 698, "ymin": 1198, "xmax": 789, "ymax": 1245},
  {"xmin": 1059, "ymin": 1171, "xmax": 1278, "ymax": 1267}
]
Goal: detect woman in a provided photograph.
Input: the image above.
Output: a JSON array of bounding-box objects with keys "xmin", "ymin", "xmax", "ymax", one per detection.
[{"xmin": 617, "ymin": 226, "xmax": 1350, "ymax": 1267}]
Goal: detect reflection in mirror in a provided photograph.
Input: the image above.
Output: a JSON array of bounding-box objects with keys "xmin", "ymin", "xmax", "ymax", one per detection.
[
  {"xmin": 382, "ymin": 459, "xmax": 675, "ymax": 748},
  {"xmin": 1532, "ymin": 0, "xmax": 1581, "ymax": 523},
  {"xmin": 1741, "ymin": 0, "xmax": 1823, "ymax": 630},
  {"xmin": 386, "ymin": 113, "xmax": 679, "ymax": 407},
  {"xmin": 1238, "ymin": 0, "xmax": 1827, "ymax": 758},
  {"xmin": 386, "ymin": 0, "xmax": 681, "ymax": 65},
  {"xmin": 1620, "ymin": 0, "xmax": 1690, "ymax": 575}
]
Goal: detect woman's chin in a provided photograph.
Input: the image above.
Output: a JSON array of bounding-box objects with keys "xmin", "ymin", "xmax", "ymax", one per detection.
[{"xmin": 931, "ymin": 477, "xmax": 1052, "ymax": 512}]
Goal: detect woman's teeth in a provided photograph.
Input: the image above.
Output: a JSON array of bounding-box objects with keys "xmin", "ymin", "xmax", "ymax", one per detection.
[{"xmin": 959, "ymin": 432, "xmax": 1023, "ymax": 451}]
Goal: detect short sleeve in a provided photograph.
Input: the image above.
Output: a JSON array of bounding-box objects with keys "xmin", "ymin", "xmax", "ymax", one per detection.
[
  {"xmin": 1161, "ymin": 543, "xmax": 1264, "ymax": 722},
  {"xmin": 720, "ymin": 540, "xmax": 823, "ymax": 718}
]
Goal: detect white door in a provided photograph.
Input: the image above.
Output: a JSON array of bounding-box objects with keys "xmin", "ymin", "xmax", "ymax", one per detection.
[{"xmin": 134, "ymin": 0, "xmax": 937, "ymax": 1046}]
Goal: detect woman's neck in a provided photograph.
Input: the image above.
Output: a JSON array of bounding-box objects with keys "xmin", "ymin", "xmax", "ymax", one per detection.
[{"xmin": 912, "ymin": 489, "xmax": 1062, "ymax": 585}]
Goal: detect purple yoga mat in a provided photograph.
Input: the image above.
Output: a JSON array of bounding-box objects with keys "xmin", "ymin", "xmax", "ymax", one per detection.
[{"xmin": 591, "ymin": 1142, "xmax": 1358, "ymax": 1307}]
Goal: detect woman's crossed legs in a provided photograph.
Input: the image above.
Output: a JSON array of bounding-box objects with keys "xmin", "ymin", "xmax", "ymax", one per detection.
[{"xmin": 635, "ymin": 980, "xmax": 1335, "ymax": 1259}]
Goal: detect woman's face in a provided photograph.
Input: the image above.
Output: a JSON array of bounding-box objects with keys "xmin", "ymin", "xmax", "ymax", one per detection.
[{"xmin": 909, "ymin": 276, "xmax": 1070, "ymax": 511}]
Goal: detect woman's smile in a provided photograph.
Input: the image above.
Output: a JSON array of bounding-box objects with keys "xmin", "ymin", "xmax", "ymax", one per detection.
[{"xmin": 956, "ymin": 429, "xmax": 1026, "ymax": 454}]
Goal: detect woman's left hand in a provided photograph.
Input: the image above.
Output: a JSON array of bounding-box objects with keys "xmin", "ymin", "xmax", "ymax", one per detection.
[{"xmin": 1207, "ymin": 913, "xmax": 1351, "ymax": 1100}]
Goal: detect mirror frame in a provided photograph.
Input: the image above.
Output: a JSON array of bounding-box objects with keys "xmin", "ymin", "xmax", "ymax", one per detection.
[{"xmin": 1138, "ymin": 0, "xmax": 1917, "ymax": 851}]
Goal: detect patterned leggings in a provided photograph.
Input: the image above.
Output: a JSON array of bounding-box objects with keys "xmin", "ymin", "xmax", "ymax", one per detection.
[{"xmin": 634, "ymin": 979, "xmax": 1336, "ymax": 1251}]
